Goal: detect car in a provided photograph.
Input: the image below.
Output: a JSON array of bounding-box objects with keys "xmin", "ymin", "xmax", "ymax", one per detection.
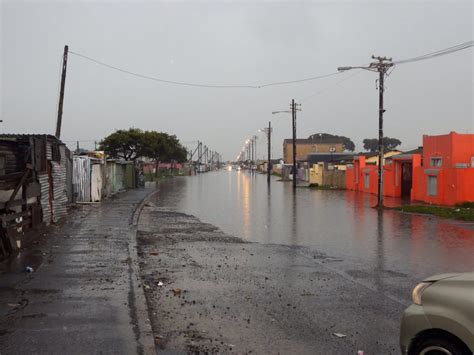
[{"xmin": 400, "ymin": 272, "xmax": 474, "ymax": 355}]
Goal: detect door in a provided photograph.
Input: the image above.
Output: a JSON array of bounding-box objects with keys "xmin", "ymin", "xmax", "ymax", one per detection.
[
  {"xmin": 91, "ymin": 164, "xmax": 103, "ymax": 202},
  {"xmin": 401, "ymin": 162, "xmax": 412, "ymax": 198}
]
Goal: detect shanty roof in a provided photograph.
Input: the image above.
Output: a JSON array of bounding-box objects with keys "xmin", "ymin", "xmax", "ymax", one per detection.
[
  {"xmin": 401, "ymin": 147, "xmax": 423, "ymax": 155},
  {"xmin": 0, "ymin": 134, "xmax": 63, "ymax": 143}
]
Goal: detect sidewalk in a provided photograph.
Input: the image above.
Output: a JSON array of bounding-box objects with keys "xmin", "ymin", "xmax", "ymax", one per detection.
[{"xmin": 0, "ymin": 188, "xmax": 156, "ymax": 355}]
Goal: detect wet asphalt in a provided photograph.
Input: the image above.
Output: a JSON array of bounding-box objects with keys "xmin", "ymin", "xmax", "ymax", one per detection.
[
  {"xmin": 138, "ymin": 204, "xmax": 405, "ymax": 354},
  {"xmin": 0, "ymin": 189, "xmax": 155, "ymax": 355}
]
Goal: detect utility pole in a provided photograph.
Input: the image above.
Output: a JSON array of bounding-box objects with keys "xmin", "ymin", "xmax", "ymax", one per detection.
[
  {"xmin": 265, "ymin": 121, "xmax": 272, "ymax": 183},
  {"xmin": 376, "ymin": 56, "xmax": 388, "ymax": 208},
  {"xmin": 55, "ymin": 45, "xmax": 69, "ymax": 139},
  {"xmin": 290, "ymin": 99, "xmax": 301, "ymax": 189},
  {"xmin": 253, "ymin": 135, "xmax": 258, "ymax": 163},
  {"xmin": 250, "ymin": 138, "xmax": 253, "ymax": 165},
  {"xmin": 337, "ymin": 56, "xmax": 392, "ymax": 208}
]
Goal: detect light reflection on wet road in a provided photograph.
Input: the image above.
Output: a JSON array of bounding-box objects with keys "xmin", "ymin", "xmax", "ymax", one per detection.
[{"xmin": 152, "ymin": 170, "xmax": 474, "ymax": 301}]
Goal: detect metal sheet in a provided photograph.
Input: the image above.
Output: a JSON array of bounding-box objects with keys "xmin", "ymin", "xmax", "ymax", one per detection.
[{"xmin": 73, "ymin": 156, "xmax": 91, "ymax": 202}]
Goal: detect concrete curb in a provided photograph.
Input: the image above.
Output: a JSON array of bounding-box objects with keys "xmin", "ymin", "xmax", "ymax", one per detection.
[{"xmin": 128, "ymin": 188, "xmax": 160, "ymax": 354}]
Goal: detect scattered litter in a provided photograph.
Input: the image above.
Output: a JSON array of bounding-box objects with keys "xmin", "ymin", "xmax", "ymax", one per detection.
[
  {"xmin": 270, "ymin": 318, "xmax": 277, "ymax": 323},
  {"xmin": 42, "ymin": 252, "xmax": 47, "ymax": 256},
  {"xmin": 149, "ymin": 252, "xmax": 159, "ymax": 256},
  {"xmin": 25, "ymin": 266, "xmax": 34, "ymax": 273},
  {"xmin": 7, "ymin": 303, "xmax": 19, "ymax": 308},
  {"xmin": 157, "ymin": 281, "xmax": 164, "ymax": 286},
  {"xmin": 144, "ymin": 284, "xmax": 151, "ymax": 289},
  {"xmin": 171, "ymin": 288, "xmax": 182, "ymax": 296},
  {"xmin": 358, "ymin": 351, "xmax": 364, "ymax": 355},
  {"xmin": 333, "ymin": 332, "xmax": 346, "ymax": 338}
]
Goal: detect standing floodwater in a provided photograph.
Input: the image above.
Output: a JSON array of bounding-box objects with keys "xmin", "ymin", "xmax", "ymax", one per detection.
[{"xmin": 151, "ymin": 170, "xmax": 474, "ymax": 302}]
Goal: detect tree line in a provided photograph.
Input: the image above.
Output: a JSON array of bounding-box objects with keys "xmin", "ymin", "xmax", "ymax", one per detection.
[
  {"xmin": 99, "ymin": 128, "xmax": 187, "ymax": 163},
  {"xmin": 308, "ymin": 133, "xmax": 402, "ymax": 153}
]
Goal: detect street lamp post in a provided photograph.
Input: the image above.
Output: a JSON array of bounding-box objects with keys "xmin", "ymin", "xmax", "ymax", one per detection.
[{"xmin": 337, "ymin": 56, "xmax": 393, "ymax": 208}]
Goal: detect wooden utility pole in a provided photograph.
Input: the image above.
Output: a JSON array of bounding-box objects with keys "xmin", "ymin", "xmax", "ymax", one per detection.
[
  {"xmin": 266, "ymin": 121, "xmax": 272, "ymax": 183},
  {"xmin": 55, "ymin": 45, "xmax": 69, "ymax": 139},
  {"xmin": 374, "ymin": 56, "xmax": 391, "ymax": 208},
  {"xmin": 290, "ymin": 99, "xmax": 301, "ymax": 189},
  {"xmin": 337, "ymin": 56, "xmax": 392, "ymax": 208},
  {"xmin": 253, "ymin": 135, "xmax": 258, "ymax": 164}
]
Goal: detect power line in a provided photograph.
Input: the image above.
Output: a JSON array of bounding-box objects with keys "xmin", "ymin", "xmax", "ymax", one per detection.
[
  {"xmin": 300, "ymin": 70, "xmax": 364, "ymax": 101},
  {"xmin": 69, "ymin": 50, "xmax": 341, "ymax": 89},
  {"xmin": 393, "ymin": 40, "xmax": 473, "ymax": 65}
]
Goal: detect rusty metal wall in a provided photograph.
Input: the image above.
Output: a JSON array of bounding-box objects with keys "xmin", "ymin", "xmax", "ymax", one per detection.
[{"xmin": 73, "ymin": 156, "xmax": 91, "ymax": 202}]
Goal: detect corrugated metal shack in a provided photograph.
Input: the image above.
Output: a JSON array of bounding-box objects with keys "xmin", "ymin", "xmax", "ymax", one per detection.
[
  {"xmin": 73, "ymin": 155, "xmax": 105, "ymax": 202},
  {"xmin": 0, "ymin": 134, "xmax": 72, "ymax": 258},
  {"xmin": 104, "ymin": 160, "xmax": 138, "ymax": 196}
]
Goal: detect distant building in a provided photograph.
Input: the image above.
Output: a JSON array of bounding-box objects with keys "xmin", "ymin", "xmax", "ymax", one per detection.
[{"xmin": 283, "ymin": 138, "xmax": 344, "ymax": 164}]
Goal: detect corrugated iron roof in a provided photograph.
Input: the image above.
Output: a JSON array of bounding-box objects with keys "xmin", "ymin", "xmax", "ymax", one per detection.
[{"xmin": 0, "ymin": 134, "xmax": 64, "ymax": 143}]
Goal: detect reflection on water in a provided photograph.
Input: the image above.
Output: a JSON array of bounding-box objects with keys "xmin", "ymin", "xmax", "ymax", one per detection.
[{"xmin": 151, "ymin": 170, "xmax": 474, "ymax": 297}]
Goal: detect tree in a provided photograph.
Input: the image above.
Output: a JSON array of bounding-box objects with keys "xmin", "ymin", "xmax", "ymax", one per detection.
[
  {"xmin": 363, "ymin": 137, "xmax": 402, "ymax": 152},
  {"xmin": 307, "ymin": 133, "xmax": 355, "ymax": 151},
  {"xmin": 99, "ymin": 128, "xmax": 145, "ymax": 161},
  {"xmin": 99, "ymin": 128, "xmax": 188, "ymax": 164},
  {"xmin": 142, "ymin": 131, "xmax": 187, "ymax": 162}
]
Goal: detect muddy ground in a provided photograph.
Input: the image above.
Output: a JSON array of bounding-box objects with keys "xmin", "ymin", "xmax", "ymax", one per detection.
[{"xmin": 137, "ymin": 204, "xmax": 405, "ymax": 354}]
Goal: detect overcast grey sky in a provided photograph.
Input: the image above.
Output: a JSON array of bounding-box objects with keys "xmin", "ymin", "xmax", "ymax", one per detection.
[{"xmin": 1, "ymin": 0, "xmax": 473, "ymax": 160}]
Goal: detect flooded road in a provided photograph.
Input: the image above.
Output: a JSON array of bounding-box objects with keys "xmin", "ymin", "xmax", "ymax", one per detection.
[{"xmin": 151, "ymin": 170, "xmax": 474, "ymax": 302}]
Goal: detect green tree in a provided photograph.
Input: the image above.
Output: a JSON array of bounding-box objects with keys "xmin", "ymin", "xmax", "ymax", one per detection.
[
  {"xmin": 99, "ymin": 128, "xmax": 145, "ymax": 161},
  {"xmin": 363, "ymin": 137, "xmax": 402, "ymax": 152},
  {"xmin": 308, "ymin": 133, "xmax": 355, "ymax": 151},
  {"xmin": 100, "ymin": 128, "xmax": 188, "ymax": 164}
]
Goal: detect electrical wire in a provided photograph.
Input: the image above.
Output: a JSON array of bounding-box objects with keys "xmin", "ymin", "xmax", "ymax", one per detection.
[
  {"xmin": 69, "ymin": 50, "xmax": 341, "ymax": 89},
  {"xmin": 393, "ymin": 40, "xmax": 473, "ymax": 65},
  {"xmin": 299, "ymin": 70, "xmax": 364, "ymax": 101}
]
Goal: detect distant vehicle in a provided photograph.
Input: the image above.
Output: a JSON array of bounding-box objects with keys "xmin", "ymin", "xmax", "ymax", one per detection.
[{"xmin": 400, "ymin": 272, "xmax": 474, "ymax": 355}]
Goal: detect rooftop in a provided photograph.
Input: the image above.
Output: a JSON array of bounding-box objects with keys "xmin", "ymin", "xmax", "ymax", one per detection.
[{"xmin": 283, "ymin": 138, "xmax": 343, "ymax": 145}]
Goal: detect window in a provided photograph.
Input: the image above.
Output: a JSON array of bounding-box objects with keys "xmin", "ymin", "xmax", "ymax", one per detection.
[
  {"xmin": 364, "ymin": 173, "xmax": 370, "ymax": 189},
  {"xmin": 430, "ymin": 157, "xmax": 442, "ymax": 167},
  {"xmin": 0, "ymin": 156, "xmax": 5, "ymax": 176},
  {"xmin": 427, "ymin": 175, "xmax": 437, "ymax": 196}
]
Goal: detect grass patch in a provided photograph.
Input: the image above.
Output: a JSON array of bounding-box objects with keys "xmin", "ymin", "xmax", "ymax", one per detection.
[{"xmin": 397, "ymin": 205, "xmax": 474, "ymax": 222}]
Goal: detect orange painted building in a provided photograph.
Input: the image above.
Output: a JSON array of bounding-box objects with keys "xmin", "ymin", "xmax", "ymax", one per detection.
[
  {"xmin": 412, "ymin": 132, "xmax": 474, "ymax": 206},
  {"xmin": 346, "ymin": 132, "xmax": 474, "ymax": 206}
]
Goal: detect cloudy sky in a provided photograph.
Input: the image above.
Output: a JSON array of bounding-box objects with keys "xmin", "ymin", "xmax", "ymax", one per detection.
[{"xmin": 1, "ymin": 0, "xmax": 473, "ymax": 160}]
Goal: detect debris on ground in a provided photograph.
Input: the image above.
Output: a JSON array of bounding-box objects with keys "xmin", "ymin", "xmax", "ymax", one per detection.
[
  {"xmin": 25, "ymin": 266, "xmax": 34, "ymax": 273},
  {"xmin": 149, "ymin": 251, "xmax": 159, "ymax": 256},
  {"xmin": 332, "ymin": 332, "xmax": 346, "ymax": 338},
  {"xmin": 171, "ymin": 288, "xmax": 182, "ymax": 296}
]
